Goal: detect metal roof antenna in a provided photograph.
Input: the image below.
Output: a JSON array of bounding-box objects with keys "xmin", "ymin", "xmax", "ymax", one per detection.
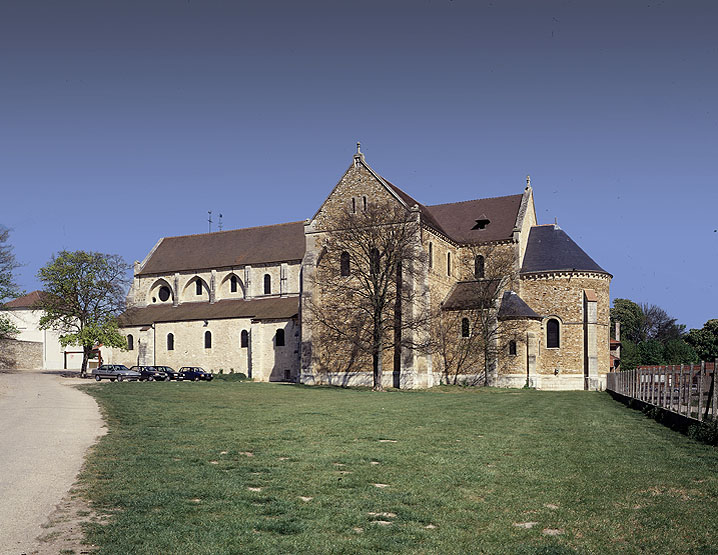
[
  {"xmin": 218, "ymin": 213, "xmax": 224, "ymax": 231},
  {"xmin": 208, "ymin": 210, "xmax": 213, "ymax": 233}
]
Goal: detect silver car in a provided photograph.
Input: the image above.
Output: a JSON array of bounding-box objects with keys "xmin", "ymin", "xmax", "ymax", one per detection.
[{"xmin": 92, "ymin": 364, "xmax": 141, "ymax": 382}]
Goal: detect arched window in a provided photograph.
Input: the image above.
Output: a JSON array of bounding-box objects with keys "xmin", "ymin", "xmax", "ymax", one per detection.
[
  {"xmin": 547, "ymin": 319, "xmax": 560, "ymax": 348},
  {"xmin": 159, "ymin": 286, "xmax": 171, "ymax": 302},
  {"xmin": 370, "ymin": 248, "xmax": 380, "ymax": 276},
  {"xmin": 264, "ymin": 274, "xmax": 271, "ymax": 294},
  {"xmin": 475, "ymin": 255, "xmax": 485, "ymax": 279},
  {"xmin": 276, "ymin": 328, "xmax": 285, "ymax": 347},
  {"xmin": 240, "ymin": 329, "xmax": 249, "ymax": 348},
  {"xmin": 428, "ymin": 242, "xmax": 433, "ymax": 269},
  {"xmin": 362, "ymin": 195, "xmax": 367, "ymax": 211},
  {"xmin": 461, "ymin": 318, "xmax": 470, "ymax": 338},
  {"xmin": 340, "ymin": 251, "xmax": 350, "ymax": 276},
  {"xmin": 127, "ymin": 334, "xmax": 134, "ymax": 350},
  {"xmin": 195, "ymin": 279, "xmax": 203, "ymax": 296},
  {"xmin": 508, "ymin": 340, "xmax": 517, "ymax": 356},
  {"xmin": 447, "ymin": 252, "xmax": 452, "ymax": 276},
  {"xmin": 204, "ymin": 330, "xmax": 212, "ymax": 349},
  {"xmin": 167, "ymin": 333, "xmax": 174, "ymax": 351},
  {"xmin": 230, "ymin": 275, "xmax": 238, "ymax": 293}
]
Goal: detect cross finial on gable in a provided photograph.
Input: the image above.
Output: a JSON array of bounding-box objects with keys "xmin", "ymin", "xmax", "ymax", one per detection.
[
  {"xmin": 353, "ymin": 141, "xmax": 365, "ymax": 167},
  {"xmin": 526, "ymin": 175, "xmax": 531, "ymax": 189}
]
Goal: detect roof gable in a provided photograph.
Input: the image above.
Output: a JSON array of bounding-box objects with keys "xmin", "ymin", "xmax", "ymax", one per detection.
[
  {"xmin": 138, "ymin": 221, "xmax": 305, "ymax": 276},
  {"xmin": 520, "ymin": 225, "xmax": 609, "ymax": 275},
  {"xmin": 4, "ymin": 290, "xmax": 46, "ymax": 309}
]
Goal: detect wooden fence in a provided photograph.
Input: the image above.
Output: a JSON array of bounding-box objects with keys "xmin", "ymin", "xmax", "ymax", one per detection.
[{"xmin": 605, "ymin": 361, "xmax": 718, "ymax": 422}]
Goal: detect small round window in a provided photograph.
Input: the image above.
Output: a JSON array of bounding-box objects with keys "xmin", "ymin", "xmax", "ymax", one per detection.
[{"xmin": 158, "ymin": 286, "xmax": 171, "ymax": 302}]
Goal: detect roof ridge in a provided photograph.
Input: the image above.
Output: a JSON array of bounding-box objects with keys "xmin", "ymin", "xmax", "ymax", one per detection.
[
  {"xmin": 162, "ymin": 220, "xmax": 305, "ymax": 241},
  {"xmin": 426, "ymin": 192, "xmax": 524, "ymax": 209}
]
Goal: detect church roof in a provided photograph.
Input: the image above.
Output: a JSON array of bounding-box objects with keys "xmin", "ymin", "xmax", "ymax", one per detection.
[
  {"xmin": 520, "ymin": 225, "xmax": 610, "ymax": 275},
  {"xmin": 441, "ymin": 279, "xmax": 502, "ymax": 310},
  {"xmin": 423, "ymin": 194, "xmax": 524, "ymax": 244},
  {"xmin": 497, "ymin": 291, "xmax": 541, "ymax": 320},
  {"xmin": 382, "ymin": 175, "xmax": 523, "ymax": 244},
  {"xmin": 138, "ymin": 221, "xmax": 306, "ymax": 276},
  {"xmin": 118, "ymin": 296, "xmax": 299, "ymax": 326},
  {"xmin": 4, "ymin": 290, "xmax": 47, "ymax": 309}
]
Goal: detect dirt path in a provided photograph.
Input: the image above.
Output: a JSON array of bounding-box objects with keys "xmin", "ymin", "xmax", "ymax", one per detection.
[{"xmin": 0, "ymin": 371, "xmax": 105, "ymax": 555}]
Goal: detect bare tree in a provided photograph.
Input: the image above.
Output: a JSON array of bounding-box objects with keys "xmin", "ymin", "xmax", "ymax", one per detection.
[
  {"xmin": 431, "ymin": 242, "xmax": 521, "ymax": 386},
  {"xmin": 307, "ymin": 200, "xmax": 428, "ymax": 391}
]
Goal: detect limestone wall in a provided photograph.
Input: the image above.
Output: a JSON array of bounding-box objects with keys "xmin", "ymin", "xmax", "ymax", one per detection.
[
  {"xmin": 132, "ymin": 262, "xmax": 302, "ymax": 309},
  {"xmin": 0, "ymin": 338, "xmax": 43, "ymax": 370},
  {"xmin": 518, "ymin": 272, "xmax": 611, "ymax": 377},
  {"xmin": 109, "ymin": 316, "xmax": 299, "ymax": 381}
]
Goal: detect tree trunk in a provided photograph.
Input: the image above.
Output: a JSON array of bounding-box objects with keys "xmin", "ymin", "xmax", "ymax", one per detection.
[
  {"xmin": 80, "ymin": 345, "xmax": 92, "ymax": 378},
  {"xmin": 372, "ymin": 331, "xmax": 383, "ymax": 391}
]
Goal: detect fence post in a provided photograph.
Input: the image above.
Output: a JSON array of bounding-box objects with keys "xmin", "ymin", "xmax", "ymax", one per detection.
[
  {"xmin": 698, "ymin": 361, "xmax": 705, "ymax": 421},
  {"xmin": 679, "ymin": 364, "xmax": 685, "ymax": 416},
  {"xmin": 662, "ymin": 366, "xmax": 668, "ymax": 408}
]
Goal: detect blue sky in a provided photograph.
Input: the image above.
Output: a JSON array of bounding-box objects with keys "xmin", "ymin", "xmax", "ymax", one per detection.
[{"xmin": 1, "ymin": 1, "xmax": 716, "ymax": 330}]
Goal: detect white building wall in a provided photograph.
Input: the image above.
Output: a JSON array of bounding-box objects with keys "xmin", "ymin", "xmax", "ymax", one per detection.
[{"xmin": 5, "ymin": 308, "xmax": 83, "ymax": 370}]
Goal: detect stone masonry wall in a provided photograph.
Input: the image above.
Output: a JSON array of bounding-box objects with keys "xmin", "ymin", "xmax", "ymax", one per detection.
[
  {"xmin": 109, "ymin": 317, "xmax": 300, "ymax": 381},
  {"xmin": 518, "ymin": 273, "xmax": 611, "ymax": 376},
  {"xmin": 0, "ymin": 338, "xmax": 43, "ymax": 369}
]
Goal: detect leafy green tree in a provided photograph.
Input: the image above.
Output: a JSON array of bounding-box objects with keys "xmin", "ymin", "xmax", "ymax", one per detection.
[
  {"xmin": 36, "ymin": 251, "xmax": 130, "ymax": 376},
  {"xmin": 663, "ymin": 338, "xmax": 699, "ymax": 365},
  {"xmin": 618, "ymin": 340, "xmax": 642, "ymax": 371},
  {"xmin": 637, "ymin": 339, "xmax": 665, "ymax": 365},
  {"xmin": 610, "ymin": 299, "xmax": 644, "ymax": 342},
  {"xmin": 686, "ymin": 320, "xmax": 718, "ymax": 362},
  {"xmin": 0, "ymin": 226, "xmax": 22, "ymax": 339}
]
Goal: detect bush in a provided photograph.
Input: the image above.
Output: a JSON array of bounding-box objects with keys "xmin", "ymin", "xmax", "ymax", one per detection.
[{"xmin": 688, "ymin": 417, "xmax": 718, "ymax": 445}]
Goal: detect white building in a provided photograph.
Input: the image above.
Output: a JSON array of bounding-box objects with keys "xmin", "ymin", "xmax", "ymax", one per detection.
[{"xmin": 4, "ymin": 291, "xmax": 84, "ymax": 370}]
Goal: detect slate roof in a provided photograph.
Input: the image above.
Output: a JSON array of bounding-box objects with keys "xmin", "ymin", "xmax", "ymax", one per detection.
[
  {"xmin": 383, "ymin": 178, "xmax": 522, "ymax": 244},
  {"xmin": 520, "ymin": 225, "xmax": 610, "ymax": 275},
  {"xmin": 118, "ymin": 297, "xmax": 299, "ymax": 327},
  {"xmin": 138, "ymin": 221, "xmax": 306, "ymax": 276},
  {"xmin": 4, "ymin": 290, "xmax": 47, "ymax": 309},
  {"xmin": 497, "ymin": 291, "xmax": 541, "ymax": 320},
  {"xmin": 441, "ymin": 280, "xmax": 502, "ymax": 311}
]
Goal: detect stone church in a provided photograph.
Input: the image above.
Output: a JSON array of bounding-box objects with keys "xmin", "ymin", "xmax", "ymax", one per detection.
[{"xmin": 110, "ymin": 146, "xmax": 611, "ymax": 390}]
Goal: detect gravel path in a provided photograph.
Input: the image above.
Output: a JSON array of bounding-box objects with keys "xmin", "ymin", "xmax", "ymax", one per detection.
[{"xmin": 0, "ymin": 371, "xmax": 105, "ymax": 554}]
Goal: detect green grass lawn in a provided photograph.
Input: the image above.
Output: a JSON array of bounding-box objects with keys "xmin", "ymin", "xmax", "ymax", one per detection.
[{"xmin": 78, "ymin": 382, "xmax": 718, "ymax": 554}]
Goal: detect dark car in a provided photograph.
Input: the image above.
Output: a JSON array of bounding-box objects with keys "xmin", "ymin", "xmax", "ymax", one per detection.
[
  {"xmin": 130, "ymin": 365, "xmax": 169, "ymax": 381},
  {"xmin": 92, "ymin": 364, "xmax": 141, "ymax": 382},
  {"xmin": 179, "ymin": 366, "xmax": 214, "ymax": 381},
  {"xmin": 153, "ymin": 365, "xmax": 184, "ymax": 380}
]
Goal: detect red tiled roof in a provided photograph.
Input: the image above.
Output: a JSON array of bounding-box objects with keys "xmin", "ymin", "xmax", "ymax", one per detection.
[
  {"xmin": 118, "ymin": 297, "xmax": 299, "ymax": 327},
  {"xmin": 138, "ymin": 221, "xmax": 306, "ymax": 276},
  {"xmin": 4, "ymin": 290, "xmax": 47, "ymax": 309}
]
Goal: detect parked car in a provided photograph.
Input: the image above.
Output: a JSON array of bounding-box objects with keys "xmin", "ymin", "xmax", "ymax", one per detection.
[
  {"xmin": 129, "ymin": 365, "xmax": 169, "ymax": 381},
  {"xmin": 180, "ymin": 367, "xmax": 214, "ymax": 381},
  {"xmin": 92, "ymin": 364, "xmax": 141, "ymax": 382},
  {"xmin": 153, "ymin": 365, "xmax": 184, "ymax": 381}
]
